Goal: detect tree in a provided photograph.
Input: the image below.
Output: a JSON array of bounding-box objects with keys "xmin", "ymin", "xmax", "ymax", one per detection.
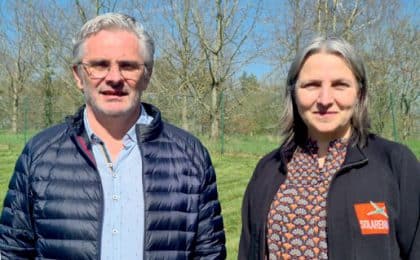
[
  {"xmin": 138, "ymin": 0, "xmax": 209, "ymax": 131},
  {"xmin": 0, "ymin": 2, "xmax": 36, "ymax": 133},
  {"xmin": 133, "ymin": 0, "xmax": 262, "ymax": 138},
  {"xmin": 191, "ymin": 0, "xmax": 261, "ymax": 139},
  {"xmin": 388, "ymin": 19, "xmax": 419, "ymax": 140}
]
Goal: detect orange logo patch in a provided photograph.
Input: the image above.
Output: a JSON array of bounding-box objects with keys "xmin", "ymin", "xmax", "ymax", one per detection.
[{"xmin": 354, "ymin": 201, "xmax": 389, "ymax": 235}]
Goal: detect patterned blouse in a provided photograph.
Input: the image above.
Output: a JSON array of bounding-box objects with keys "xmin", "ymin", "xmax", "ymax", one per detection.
[{"xmin": 266, "ymin": 139, "xmax": 348, "ymax": 259}]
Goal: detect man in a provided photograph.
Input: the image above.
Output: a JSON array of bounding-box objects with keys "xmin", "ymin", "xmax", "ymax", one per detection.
[{"xmin": 0, "ymin": 13, "xmax": 226, "ymax": 259}]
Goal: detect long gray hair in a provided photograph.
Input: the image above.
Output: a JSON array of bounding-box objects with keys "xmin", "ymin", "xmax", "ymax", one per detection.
[
  {"xmin": 281, "ymin": 36, "xmax": 370, "ymax": 147},
  {"xmin": 72, "ymin": 13, "xmax": 155, "ymax": 72}
]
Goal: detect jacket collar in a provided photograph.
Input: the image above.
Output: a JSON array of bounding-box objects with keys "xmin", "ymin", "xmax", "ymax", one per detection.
[
  {"xmin": 65, "ymin": 105, "xmax": 86, "ymax": 137},
  {"xmin": 277, "ymin": 137, "xmax": 368, "ymax": 173},
  {"xmin": 277, "ymin": 140, "xmax": 295, "ymax": 174},
  {"xmin": 136, "ymin": 102, "xmax": 163, "ymax": 142},
  {"xmin": 342, "ymin": 141, "xmax": 368, "ymax": 169}
]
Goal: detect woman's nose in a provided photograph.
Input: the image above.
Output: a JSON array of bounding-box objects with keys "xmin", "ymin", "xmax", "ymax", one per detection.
[{"xmin": 317, "ymin": 85, "xmax": 333, "ymax": 106}]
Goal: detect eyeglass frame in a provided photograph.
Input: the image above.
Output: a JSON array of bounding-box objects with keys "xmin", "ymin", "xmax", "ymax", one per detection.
[{"xmin": 76, "ymin": 60, "xmax": 146, "ymax": 80}]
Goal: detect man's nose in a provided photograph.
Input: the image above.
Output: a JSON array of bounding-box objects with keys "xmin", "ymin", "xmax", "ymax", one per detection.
[{"xmin": 105, "ymin": 64, "xmax": 123, "ymax": 82}]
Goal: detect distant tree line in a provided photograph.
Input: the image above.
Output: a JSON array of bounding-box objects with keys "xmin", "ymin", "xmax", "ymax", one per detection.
[{"xmin": 0, "ymin": 0, "xmax": 418, "ymax": 141}]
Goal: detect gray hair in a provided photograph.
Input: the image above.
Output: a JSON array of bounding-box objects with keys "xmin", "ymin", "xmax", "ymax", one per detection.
[
  {"xmin": 281, "ymin": 36, "xmax": 370, "ymax": 147},
  {"xmin": 72, "ymin": 13, "xmax": 155, "ymax": 70}
]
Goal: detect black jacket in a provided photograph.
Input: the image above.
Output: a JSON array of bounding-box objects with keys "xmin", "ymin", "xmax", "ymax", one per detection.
[
  {"xmin": 0, "ymin": 103, "xmax": 226, "ymax": 259},
  {"xmin": 239, "ymin": 134, "xmax": 419, "ymax": 259}
]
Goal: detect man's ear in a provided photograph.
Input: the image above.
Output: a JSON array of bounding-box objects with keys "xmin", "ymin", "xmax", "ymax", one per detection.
[
  {"xmin": 141, "ymin": 67, "xmax": 153, "ymax": 89},
  {"xmin": 145, "ymin": 67, "xmax": 153, "ymax": 81},
  {"xmin": 72, "ymin": 65, "xmax": 84, "ymax": 91}
]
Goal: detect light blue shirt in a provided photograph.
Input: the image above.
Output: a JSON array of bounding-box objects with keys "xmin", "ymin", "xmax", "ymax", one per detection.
[{"xmin": 84, "ymin": 106, "xmax": 153, "ymax": 260}]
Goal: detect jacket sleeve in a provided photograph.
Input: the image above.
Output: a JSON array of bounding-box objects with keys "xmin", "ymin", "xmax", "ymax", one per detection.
[
  {"xmin": 238, "ymin": 177, "xmax": 252, "ymax": 260},
  {"xmin": 194, "ymin": 148, "xmax": 226, "ymax": 259},
  {"xmin": 0, "ymin": 146, "xmax": 36, "ymax": 259},
  {"xmin": 396, "ymin": 146, "xmax": 420, "ymax": 260}
]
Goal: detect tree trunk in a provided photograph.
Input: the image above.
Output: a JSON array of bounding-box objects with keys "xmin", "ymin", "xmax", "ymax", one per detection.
[
  {"xmin": 44, "ymin": 84, "xmax": 53, "ymax": 127},
  {"xmin": 181, "ymin": 95, "xmax": 189, "ymax": 131},
  {"xmin": 11, "ymin": 84, "xmax": 18, "ymax": 133},
  {"xmin": 43, "ymin": 47, "xmax": 54, "ymax": 127},
  {"xmin": 210, "ymin": 86, "xmax": 219, "ymax": 139}
]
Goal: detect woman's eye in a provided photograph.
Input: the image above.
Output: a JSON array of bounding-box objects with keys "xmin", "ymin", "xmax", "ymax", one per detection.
[
  {"xmin": 333, "ymin": 83, "xmax": 349, "ymax": 89},
  {"xmin": 301, "ymin": 83, "xmax": 319, "ymax": 89}
]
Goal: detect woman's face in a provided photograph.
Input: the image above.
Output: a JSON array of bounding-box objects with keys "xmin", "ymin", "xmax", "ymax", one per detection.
[{"xmin": 295, "ymin": 52, "xmax": 359, "ymax": 142}]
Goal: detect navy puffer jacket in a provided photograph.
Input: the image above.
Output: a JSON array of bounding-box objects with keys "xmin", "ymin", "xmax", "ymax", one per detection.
[{"xmin": 0, "ymin": 103, "xmax": 226, "ymax": 259}]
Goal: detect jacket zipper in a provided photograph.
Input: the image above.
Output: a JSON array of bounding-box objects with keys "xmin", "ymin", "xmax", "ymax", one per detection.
[
  {"xmin": 79, "ymin": 130, "xmax": 146, "ymax": 260},
  {"xmin": 98, "ymin": 143, "xmax": 116, "ymax": 259},
  {"xmin": 73, "ymin": 135, "xmax": 105, "ymax": 260},
  {"xmin": 135, "ymin": 125, "xmax": 147, "ymax": 260},
  {"xmin": 325, "ymin": 157, "xmax": 368, "ymax": 258},
  {"xmin": 260, "ymin": 150, "xmax": 290, "ymax": 259},
  {"xmin": 261, "ymin": 148, "xmax": 367, "ymax": 259}
]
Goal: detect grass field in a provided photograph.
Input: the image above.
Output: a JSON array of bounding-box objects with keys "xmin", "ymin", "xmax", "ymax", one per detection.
[{"xmin": 0, "ymin": 133, "xmax": 418, "ymax": 259}]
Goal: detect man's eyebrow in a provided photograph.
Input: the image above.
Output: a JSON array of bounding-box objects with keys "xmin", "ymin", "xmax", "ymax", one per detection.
[
  {"xmin": 86, "ymin": 59, "xmax": 140, "ymax": 64},
  {"xmin": 85, "ymin": 59, "xmax": 109, "ymax": 64},
  {"xmin": 117, "ymin": 60, "xmax": 141, "ymax": 65}
]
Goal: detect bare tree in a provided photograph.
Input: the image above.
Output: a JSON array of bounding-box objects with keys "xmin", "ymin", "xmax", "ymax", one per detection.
[
  {"xmin": 0, "ymin": 3, "xmax": 36, "ymax": 133},
  {"xmin": 388, "ymin": 20, "xmax": 419, "ymax": 140},
  {"xmin": 191, "ymin": 0, "xmax": 261, "ymax": 139},
  {"xmin": 140, "ymin": 0, "xmax": 208, "ymax": 131},
  {"xmin": 132, "ymin": 0, "xmax": 261, "ymax": 138}
]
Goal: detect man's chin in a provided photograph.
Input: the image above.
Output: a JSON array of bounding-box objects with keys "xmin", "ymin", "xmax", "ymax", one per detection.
[
  {"xmin": 94, "ymin": 106, "xmax": 139, "ymax": 118},
  {"xmin": 102, "ymin": 109, "xmax": 133, "ymax": 117}
]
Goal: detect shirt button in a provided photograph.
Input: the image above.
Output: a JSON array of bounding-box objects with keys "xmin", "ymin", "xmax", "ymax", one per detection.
[
  {"xmin": 112, "ymin": 173, "xmax": 117, "ymax": 178},
  {"xmin": 112, "ymin": 195, "xmax": 119, "ymax": 201},
  {"xmin": 112, "ymin": 228, "xmax": 118, "ymax": 235}
]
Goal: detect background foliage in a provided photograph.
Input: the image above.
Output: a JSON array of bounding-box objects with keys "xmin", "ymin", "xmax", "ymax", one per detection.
[{"xmin": 0, "ymin": 0, "xmax": 418, "ymax": 141}]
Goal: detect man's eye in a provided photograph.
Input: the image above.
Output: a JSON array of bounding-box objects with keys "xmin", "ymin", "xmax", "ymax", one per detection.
[
  {"xmin": 120, "ymin": 63, "xmax": 139, "ymax": 71},
  {"xmin": 91, "ymin": 63, "xmax": 109, "ymax": 71}
]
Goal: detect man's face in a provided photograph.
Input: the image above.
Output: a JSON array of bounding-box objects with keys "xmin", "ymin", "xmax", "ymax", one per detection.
[{"xmin": 73, "ymin": 29, "xmax": 151, "ymax": 119}]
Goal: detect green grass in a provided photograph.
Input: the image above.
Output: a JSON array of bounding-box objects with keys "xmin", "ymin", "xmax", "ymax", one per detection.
[
  {"xmin": 211, "ymin": 153, "xmax": 260, "ymax": 258},
  {"xmin": 200, "ymin": 134, "xmax": 281, "ymax": 156},
  {"xmin": 0, "ymin": 133, "xmax": 419, "ymax": 259},
  {"xmin": 403, "ymin": 139, "xmax": 420, "ymax": 159}
]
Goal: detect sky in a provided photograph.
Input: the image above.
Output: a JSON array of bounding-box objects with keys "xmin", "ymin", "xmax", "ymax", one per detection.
[
  {"xmin": 1, "ymin": 0, "xmax": 417, "ymax": 82},
  {"xmin": 242, "ymin": 0, "xmax": 419, "ymax": 81}
]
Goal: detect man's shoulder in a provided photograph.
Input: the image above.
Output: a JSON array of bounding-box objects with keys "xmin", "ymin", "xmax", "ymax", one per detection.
[
  {"xmin": 161, "ymin": 121, "xmax": 204, "ymax": 149},
  {"xmin": 25, "ymin": 122, "xmax": 69, "ymax": 152}
]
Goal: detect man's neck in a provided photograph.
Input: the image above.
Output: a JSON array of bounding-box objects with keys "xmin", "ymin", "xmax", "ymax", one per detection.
[{"xmin": 86, "ymin": 107, "xmax": 140, "ymax": 160}]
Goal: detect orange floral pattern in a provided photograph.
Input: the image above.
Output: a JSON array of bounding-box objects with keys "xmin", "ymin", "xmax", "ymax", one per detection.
[{"xmin": 266, "ymin": 139, "xmax": 347, "ymax": 259}]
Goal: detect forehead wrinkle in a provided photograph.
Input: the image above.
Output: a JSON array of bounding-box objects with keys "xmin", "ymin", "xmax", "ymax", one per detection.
[{"xmin": 82, "ymin": 30, "xmax": 142, "ymax": 62}]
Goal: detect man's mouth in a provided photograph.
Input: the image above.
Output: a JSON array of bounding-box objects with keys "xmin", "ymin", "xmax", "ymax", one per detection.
[{"xmin": 101, "ymin": 90, "xmax": 128, "ymax": 96}]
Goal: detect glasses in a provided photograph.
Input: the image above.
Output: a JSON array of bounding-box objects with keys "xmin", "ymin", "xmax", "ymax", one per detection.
[{"xmin": 78, "ymin": 61, "xmax": 145, "ymax": 80}]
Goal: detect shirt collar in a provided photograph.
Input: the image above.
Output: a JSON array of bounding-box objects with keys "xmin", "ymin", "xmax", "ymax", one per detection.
[{"xmin": 83, "ymin": 104, "xmax": 153, "ymax": 143}]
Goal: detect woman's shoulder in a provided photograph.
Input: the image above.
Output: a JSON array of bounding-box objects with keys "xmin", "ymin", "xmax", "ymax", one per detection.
[
  {"xmin": 251, "ymin": 144, "xmax": 289, "ymax": 180},
  {"xmin": 365, "ymin": 134, "xmax": 415, "ymax": 156},
  {"xmin": 363, "ymin": 134, "xmax": 418, "ymax": 167}
]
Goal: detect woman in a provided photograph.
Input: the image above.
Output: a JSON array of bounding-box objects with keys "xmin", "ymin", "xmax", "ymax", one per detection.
[{"xmin": 238, "ymin": 36, "xmax": 419, "ymax": 260}]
